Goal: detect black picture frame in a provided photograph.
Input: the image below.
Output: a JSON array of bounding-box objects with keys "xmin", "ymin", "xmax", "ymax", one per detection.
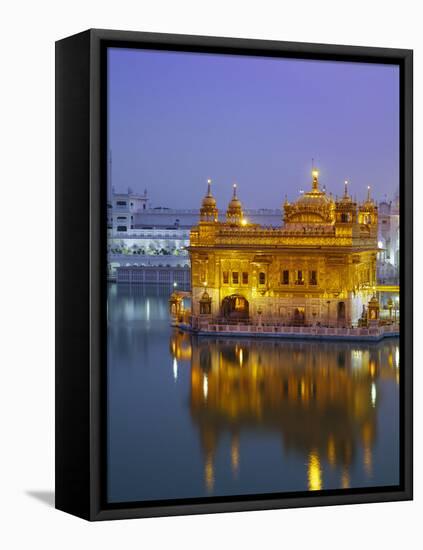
[{"xmin": 55, "ymin": 28, "xmax": 413, "ymax": 521}]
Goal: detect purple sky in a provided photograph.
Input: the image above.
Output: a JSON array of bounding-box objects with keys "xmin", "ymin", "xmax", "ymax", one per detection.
[{"xmin": 108, "ymin": 47, "xmax": 399, "ymax": 209}]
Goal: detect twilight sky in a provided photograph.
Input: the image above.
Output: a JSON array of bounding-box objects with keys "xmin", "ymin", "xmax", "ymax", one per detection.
[{"xmin": 108, "ymin": 47, "xmax": 399, "ymax": 209}]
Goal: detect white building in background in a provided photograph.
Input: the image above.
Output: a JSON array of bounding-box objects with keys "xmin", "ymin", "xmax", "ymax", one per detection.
[
  {"xmin": 377, "ymin": 194, "xmax": 400, "ymax": 284},
  {"xmin": 107, "ymin": 187, "xmax": 149, "ymax": 234},
  {"xmin": 107, "ymin": 188, "xmax": 282, "ymax": 280}
]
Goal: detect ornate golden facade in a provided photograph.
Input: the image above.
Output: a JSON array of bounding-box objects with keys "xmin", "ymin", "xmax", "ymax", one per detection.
[{"xmin": 188, "ymin": 169, "xmax": 379, "ymax": 327}]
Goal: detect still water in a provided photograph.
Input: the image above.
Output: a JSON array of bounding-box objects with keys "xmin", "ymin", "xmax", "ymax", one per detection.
[{"xmin": 107, "ymin": 284, "xmax": 400, "ymax": 503}]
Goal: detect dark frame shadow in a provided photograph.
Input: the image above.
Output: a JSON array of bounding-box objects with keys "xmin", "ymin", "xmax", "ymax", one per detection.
[{"xmin": 26, "ymin": 490, "xmax": 55, "ymax": 508}]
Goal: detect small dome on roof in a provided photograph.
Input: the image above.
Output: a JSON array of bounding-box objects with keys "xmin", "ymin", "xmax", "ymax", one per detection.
[
  {"xmin": 202, "ymin": 194, "xmax": 217, "ymax": 208},
  {"xmin": 200, "ymin": 179, "xmax": 218, "ymax": 222},
  {"xmin": 368, "ymin": 295, "xmax": 379, "ymax": 306},
  {"xmin": 226, "ymin": 183, "xmax": 244, "ymax": 223}
]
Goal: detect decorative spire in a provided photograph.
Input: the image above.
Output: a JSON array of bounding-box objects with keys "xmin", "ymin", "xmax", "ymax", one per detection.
[
  {"xmin": 344, "ymin": 180, "xmax": 349, "ymax": 198},
  {"xmin": 200, "ymin": 178, "xmax": 218, "ymax": 222},
  {"xmin": 367, "ymin": 185, "xmax": 371, "ymax": 202},
  {"xmin": 312, "ymin": 168, "xmax": 319, "ymax": 191},
  {"xmin": 226, "ymin": 182, "xmax": 243, "ymax": 224}
]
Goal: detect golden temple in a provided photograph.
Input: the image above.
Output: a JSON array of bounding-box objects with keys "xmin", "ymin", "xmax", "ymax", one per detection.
[{"xmin": 177, "ymin": 168, "xmax": 381, "ymax": 329}]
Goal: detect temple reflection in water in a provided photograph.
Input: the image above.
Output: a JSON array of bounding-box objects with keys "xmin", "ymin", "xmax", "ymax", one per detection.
[
  {"xmin": 170, "ymin": 330, "xmax": 399, "ymax": 493},
  {"xmin": 107, "ymin": 286, "xmax": 400, "ymax": 503}
]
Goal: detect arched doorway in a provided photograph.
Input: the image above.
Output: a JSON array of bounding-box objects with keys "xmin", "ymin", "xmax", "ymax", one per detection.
[
  {"xmin": 337, "ymin": 301, "xmax": 346, "ymax": 323},
  {"xmin": 293, "ymin": 307, "xmax": 305, "ymax": 325},
  {"xmin": 221, "ymin": 295, "xmax": 249, "ymax": 320}
]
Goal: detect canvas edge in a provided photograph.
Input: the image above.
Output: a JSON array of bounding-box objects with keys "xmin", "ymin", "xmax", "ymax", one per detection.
[{"xmin": 55, "ymin": 28, "xmax": 413, "ymax": 521}]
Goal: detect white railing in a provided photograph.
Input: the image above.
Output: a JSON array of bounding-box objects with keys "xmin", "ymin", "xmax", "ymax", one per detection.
[{"xmin": 186, "ymin": 318, "xmax": 399, "ymax": 339}]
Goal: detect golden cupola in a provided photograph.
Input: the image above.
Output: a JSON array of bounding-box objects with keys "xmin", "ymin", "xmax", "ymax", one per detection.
[
  {"xmin": 200, "ymin": 179, "xmax": 218, "ymax": 222},
  {"xmin": 284, "ymin": 168, "xmax": 335, "ymax": 225},
  {"xmin": 226, "ymin": 183, "xmax": 244, "ymax": 224},
  {"xmin": 335, "ymin": 180, "xmax": 358, "ymax": 224},
  {"xmin": 358, "ymin": 186, "xmax": 378, "ymax": 225}
]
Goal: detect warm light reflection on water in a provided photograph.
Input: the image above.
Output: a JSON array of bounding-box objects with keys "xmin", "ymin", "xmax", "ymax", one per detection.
[
  {"xmin": 231, "ymin": 434, "xmax": 240, "ymax": 478},
  {"xmin": 308, "ymin": 450, "xmax": 323, "ymax": 491},
  {"xmin": 205, "ymin": 455, "xmax": 215, "ymax": 492},
  {"xmin": 107, "ymin": 285, "xmax": 400, "ymax": 503},
  {"xmin": 341, "ymin": 468, "xmax": 350, "ymax": 489}
]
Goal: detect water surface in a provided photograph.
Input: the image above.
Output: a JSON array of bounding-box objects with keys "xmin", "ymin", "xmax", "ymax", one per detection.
[{"xmin": 107, "ymin": 284, "xmax": 400, "ymax": 503}]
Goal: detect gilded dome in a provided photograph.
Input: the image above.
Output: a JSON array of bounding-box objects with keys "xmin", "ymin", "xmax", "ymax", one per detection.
[
  {"xmin": 295, "ymin": 189, "xmax": 331, "ymax": 208},
  {"xmin": 199, "ymin": 179, "xmax": 218, "ymax": 222},
  {"xmin": 368, "ymin": 295, "xmax": 380, "ymax": 311},
  {"xmin": 226, "ymin": 183, "xmax": 244, "ymax": 223},
  {"xmin": 360, "ymin": 186, "xmax": 376, "ymax": 210},
  {"xmin": 284, "ymin": 169, "xmax": 335, "ymax": 224},
  {"xmin": 227, "ymin": 196, "xmax": 242, "ymax": 213},
  {"xmin": 202, "ymin": 194, "xmax": 217, "ymax": 208}
]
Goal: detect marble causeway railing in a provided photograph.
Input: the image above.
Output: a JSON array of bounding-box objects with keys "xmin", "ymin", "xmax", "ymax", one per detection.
[{"xmin": 184, "ymin": 318, "xmax": 399, "ymax": 340}]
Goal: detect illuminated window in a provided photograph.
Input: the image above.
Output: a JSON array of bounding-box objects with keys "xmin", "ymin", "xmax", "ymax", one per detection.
[
  {"xmin": 232, "ymin": 271, "xmax": 239, "ymax": 284},
  {"xmin": 309, "ymin": 270, "xmax": 317, "ymax": 285},
  {"xmin": 281, "ymin": 270, "xmax": 289, "ymax": 285},
  {"xmin": 295, "ymin": 270, "xmax": 304, "ymax": 285},
  {"xmin": 259, "ymin": 272, "xmax": 266, "ymax": 285},
  {"xmin": 242, "ymin": 272, "xmax": 249, "ymax": 284},
  {"xmin": 223, "ymin": 271, "xmax": 229, "ymax": 284}
]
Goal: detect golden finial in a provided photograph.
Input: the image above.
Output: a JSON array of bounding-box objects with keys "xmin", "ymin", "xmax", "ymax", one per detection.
[
  {"xmin": 312, "ymin": 168, "xmax": 319, "ymax": 191},
  {"xmin": 200, "ymin": 177, "xmax": 218, "ymax": 222},
  {"xmin": 344, "ymin": 180, "xmax": 349, "ymax": 198},
  {"xmin": 226, "ymin": 182, "xmax": 243, "ymax": 223}
]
